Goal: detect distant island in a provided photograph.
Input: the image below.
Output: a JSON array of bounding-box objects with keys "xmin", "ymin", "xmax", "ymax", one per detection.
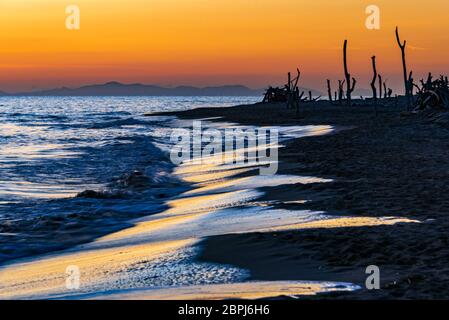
[{"xmin": 0, "ymin": 81, "xmax": 323, "ymax": 97}]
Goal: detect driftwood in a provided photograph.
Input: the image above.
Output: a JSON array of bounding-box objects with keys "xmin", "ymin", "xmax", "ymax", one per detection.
[
  {"xmin": 370, "ymin": 56, "xmax": 379, "ymax": 116},
  {"xmin": 262, "ymin": 28, "xmax": 420, "ymax": 114},
  {"xmin": 378, "ymin": 74, "xmax": 383, "ymax": 101},
  {"xmin": 343, "ymin": 40, "xmax": 357, "ymax": 105},
  {"xmin": 370, "ymin": 56, "xmax": 378, "ymax": 104},
  {"xmin": 262, "ymin": 86, "xmax": 287, "ymax": 103},
  {"xmin": 396, "ymin": 26, "xmax": 411, "ymax": 109},
  {"xmin": 381, "ymin": 78, "xmax": 393, "ymax": 99},
  {"xmin": 413, "ymin": 73, "xmax": 449, "ymax": 110},
  {"xmin": 263, "ymin": 68, "xmax": 305, "ymax": 115},
  {"xmin": 338, "ymin": 80, "xmax": 345, "ymax": 105},
  {"xmin": 263, "ymin": 69, "xmax": 301, "ymax": 104},
  {"xmin": 408, "ymin": 71, "xmax": 414, "ymax": 100},
  {"xmin": 327, "ymin": 79, "xmax": 333, "ymax": 103},
  {"xmin": 287, "ymin": 69, "xmax": 302, "ymax": 114},
  {"xmin": 388, "ymin": 88, "xmax": 393, "ymax": 98}
]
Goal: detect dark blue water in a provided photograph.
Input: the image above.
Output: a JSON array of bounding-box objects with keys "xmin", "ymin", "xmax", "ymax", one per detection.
[{"xmin": 0, "ymin": 96, "xmax": 259, "ymax": 264}]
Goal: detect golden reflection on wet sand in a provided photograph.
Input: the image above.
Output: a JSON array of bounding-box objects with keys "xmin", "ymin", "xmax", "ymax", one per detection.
[
  {"xmin": 263, "ymin": 216, "xmax": 420, "ymax": 232},
  {"xmin": 96, "ymin": 189, "xmax": 261, "ymax": 242},
  {"xmin": 0, "ymin": 239, "xmax": 196, "ymax": 299},
  {"xmin": 0, "ymin": 123, "xmax": 419, "ymax": 300},
  {"xmin": 88, "ymin": 281, "xmax": 357, "ymax": 300}
]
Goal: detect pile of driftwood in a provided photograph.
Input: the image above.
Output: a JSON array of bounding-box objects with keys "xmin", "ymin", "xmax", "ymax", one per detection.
[
  {"xmin": 262, "ymin": 27, "xmax": 449, "ymax": 114},
  {"xmin": 412, "ymin": 73, "xmax": 449, "ymax": 111},
  {"xmin": 327, "ymin": 40, "xmax": 395, "ymax": 107},
  {"xmin": 262, "ymin": 86, "xmax": 288, "ymax": 103},
  {"xmin": 262, "ymin": 69, "xmax": 320, "ymax": 113},
  {"xmin": 393, "ymin": 27, "xmax": 449, "ymax": 112}
]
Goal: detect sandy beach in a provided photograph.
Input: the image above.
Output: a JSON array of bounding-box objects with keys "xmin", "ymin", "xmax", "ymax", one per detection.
[
  {"xmin": 1, "ymin": 98, "xmax": 447, "ymax": 299},
  {"xmin": 157, "ymin": 99, "xmax": 449, "ymax": 299}
]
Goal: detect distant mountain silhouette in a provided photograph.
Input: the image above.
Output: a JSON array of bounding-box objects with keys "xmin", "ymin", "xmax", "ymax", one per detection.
[
  {"xmin": 9, "ymin": 82, "xmax": 265, "ymax": 97},
  {"xmin": 2, "ymin": 81, "xmax": 323, "ymax": 97}
]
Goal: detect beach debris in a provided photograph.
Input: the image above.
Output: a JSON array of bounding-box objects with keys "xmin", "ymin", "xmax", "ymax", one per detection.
[
  {"xmin": 326, "ymin": 79, "xmax": 335, "ymax": 104},
  {"xmin": 382, "ymin": 79, "xmax": 393, "ymax": 99},
  {"xmin": 262, "ymin": 86, "xmax": 288, "ymax": 103},
  {"xmin": 378, "ymin": 74, "xmax": 383, "ymax": 101},
  {"xmin": 370, "ymin": 56, "xmax": 379, "ymax": 115},
  {"xmin": 395, "ymin": 26, "xmax": 412, "ymax": 109},
  {"xmin": 338, "ymin": 80, "xmax": 345, "ymax": 105},
  {"xmin": 262, "ymin": 69, "xmax": 301, "ymax": 104},
  {"xmin": 323, "ymin": 79, "xmax": 346, "ymax": 105},
  {"xmin": 413, "ymin": 73, "xmax": 449, "ymax": 111},
  {"xmin": 262, "ymin": 68, "xmax": 312, "ymax": 114},
  {"xmin": 286, "ymin": 69, "xmax": 303, "ymax": 114},
  {"xmin": 343, "ymin": 40, "xmax": 357, "ymax": 106},
  {"xmin": 408, "ymin": 71, "xmax": 415, "ymax": 100},
  {"xmin": 370, "ymin": 56, "xmax": 378, "ymax": 104}
]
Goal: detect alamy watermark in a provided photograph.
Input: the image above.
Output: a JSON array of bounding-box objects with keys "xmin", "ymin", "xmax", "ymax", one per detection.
[
  {"xmin": 64, "ymin": 4, "xmax": 379, "ymax": 31},
  {"xmin": 170, "ymin": 121, "xmax": 279, "ymax": 175},
  {"xmin": 65, "ymin": 265, "xmax": 80, "ymax": 290},
  {"xmin": 365, "ymin": 265, "xmax": 380, "ymax": 290},
  {"xmin": 66, "ymin": 5, "xmax": 80, "ymax": 30},
  {"xmin": 365, "ymin": 5, "xmax": 380, "ymax": 30}
]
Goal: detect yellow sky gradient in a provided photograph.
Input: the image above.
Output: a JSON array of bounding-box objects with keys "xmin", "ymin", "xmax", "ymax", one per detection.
[{"xmin": 1, "ymin": 0, "xmax": 449, "ymax": 92}]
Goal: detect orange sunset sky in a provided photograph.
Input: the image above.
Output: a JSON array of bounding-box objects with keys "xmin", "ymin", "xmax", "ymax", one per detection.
[{"xmin": 1, "ymin": 0, "xmax": 449, "ymax": 93}]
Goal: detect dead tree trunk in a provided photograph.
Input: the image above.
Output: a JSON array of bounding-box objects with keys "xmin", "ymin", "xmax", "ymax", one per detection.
[
  {"xmin": 343, "ymin": 40, "xmax": 356, "ymax": 106},
  {"xmin": 292, "ymin": 68, "xmax": 300, "ymax": 89},
  {"xmin": 395, "ymin": 27, "xmax": 411, "ymax": 109},
  {"xmin": 370, "ymin": 56, "xmax": 378, "ymax": 104},
  {"xmin": 327, "ymin": 79, "xmax": 333, "ymax": 103},
  {"xmin": 285, "ymin": 69, "xmax": 300, "ymax": 109},
  {"xmin": 378, "ymin": 74, "xmax": 383, "ymax": 102},
  {"xmin": 338, "ymin": 80, "xmax": 345, "ymax": 105},
  {"xmin": 408, "ymin": 71, "xmax": 414, "ymax": 102}
]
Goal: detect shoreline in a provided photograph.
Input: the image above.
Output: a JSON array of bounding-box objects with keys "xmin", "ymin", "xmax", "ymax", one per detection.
[
  {"xmin": 1, "ymin": 111, "xmax": 367, "ymax": 299},
  {"xmin": 2, "ymin": 98, "xmax": 449, "ymax": 299},
  {"xmin": 161, "ymin": 100, "xmax": 449, "ymax": 299}
]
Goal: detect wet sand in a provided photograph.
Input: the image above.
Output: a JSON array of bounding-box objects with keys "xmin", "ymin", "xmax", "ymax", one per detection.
[
  {"xmin": 0, "ymin": 110, "xmax": 416, "ymax": 300},
  {"xmin": 159, "ymin": 99, "xmax": 449, "ymax": 299},
  {"xmin": 2, "ymin": 99, "xmax": 447, "ymax": 299},
  {"xmin": 0, "ymin": 118, "xmax": 385, "ymax": 299}
]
